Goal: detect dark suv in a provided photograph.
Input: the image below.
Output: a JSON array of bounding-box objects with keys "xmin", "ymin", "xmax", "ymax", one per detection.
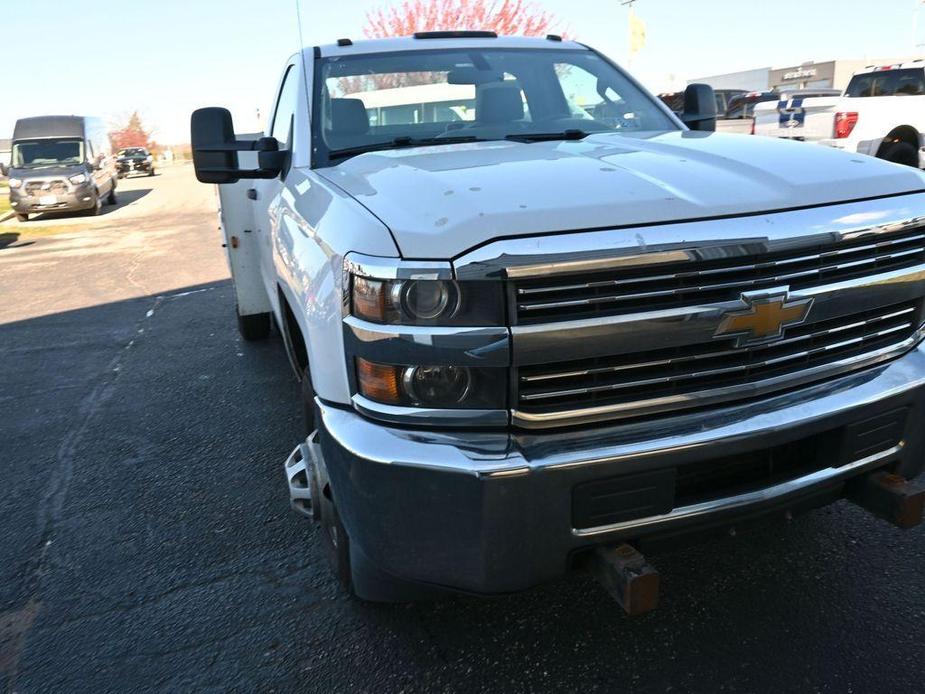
[{"xmin": 116, "ymin": 147, "xmax": 155, "ymax": 178}]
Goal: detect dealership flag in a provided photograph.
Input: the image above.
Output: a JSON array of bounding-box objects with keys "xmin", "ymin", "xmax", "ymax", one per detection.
[{"xmin": 629, "ymin": 7, "xmax": 647, "ymax": 57}]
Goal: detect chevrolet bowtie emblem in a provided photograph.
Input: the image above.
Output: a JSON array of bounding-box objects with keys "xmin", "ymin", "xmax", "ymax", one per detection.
[{"xmin": 715, "ymin": 290, "xmax": 814, "ymax": 347}]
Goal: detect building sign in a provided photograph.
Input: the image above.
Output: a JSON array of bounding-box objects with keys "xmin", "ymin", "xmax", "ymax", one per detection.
[{"xmin": 782, "ymin": 67, "xmax": 817, "ymax": 81}]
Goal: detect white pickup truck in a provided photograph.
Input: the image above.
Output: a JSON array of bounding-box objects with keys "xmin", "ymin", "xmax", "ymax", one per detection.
[
  {"xmin": 754, "ymin": 62, "xmax": 925, "ymax": 167},
  {"xmin": 192, "ymin": 34, "xmax": 925, "ymax": 610}
]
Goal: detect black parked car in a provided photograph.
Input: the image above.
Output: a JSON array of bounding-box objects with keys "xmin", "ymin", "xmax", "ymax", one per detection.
[{"xmin": 116, "ymin": 147, "xmax": 155, "ymax": 178}]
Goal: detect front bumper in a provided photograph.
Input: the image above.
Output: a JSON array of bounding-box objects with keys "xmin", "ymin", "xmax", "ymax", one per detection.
[
  {"xmin": 10, "ymin": 184, "xmax": 96, "ymax": 214},
  {"xmin": 318, "ymin": 342, "xmax": 925, "ymax": 594}
]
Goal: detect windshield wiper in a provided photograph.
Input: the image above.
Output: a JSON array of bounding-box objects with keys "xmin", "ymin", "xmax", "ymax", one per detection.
[
  {"xmin": 505, "ymin": 129, "xmax": 593, "ymax": 143},
  {"xmin": 328, "ymin": 135, "xmax": 492, "ymax": 161}
]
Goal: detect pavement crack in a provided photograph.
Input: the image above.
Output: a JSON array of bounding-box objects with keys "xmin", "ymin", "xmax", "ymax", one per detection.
[{"xmin": 15, "ymin": 293, "xmax": 170, "ymax": 688}]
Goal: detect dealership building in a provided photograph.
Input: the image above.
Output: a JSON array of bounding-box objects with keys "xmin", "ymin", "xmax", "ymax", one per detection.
[{"xmin": 690, "ymin": 58, "xmax": 916, "ymax": 93}]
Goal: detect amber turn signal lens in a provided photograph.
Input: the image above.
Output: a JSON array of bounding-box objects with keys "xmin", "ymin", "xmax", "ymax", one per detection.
[
  {"xmin": 356, "ymin": 358, "xmax": 402, "ymax": 404},
  {"xmin": 352, "ymin": 277, "xmax": 387, "ymax": 322}
]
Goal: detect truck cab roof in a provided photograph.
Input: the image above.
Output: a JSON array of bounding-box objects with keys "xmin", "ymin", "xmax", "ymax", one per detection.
[
  {"xmin": 312, "ymin": 34, "xmax": 583, "ymax": 59},
  {"xmin": 854, "ymin": 59, "xmax": 925, "ymax": 75},
  {"xmin": 13, "ymin": 115, "xmax": 89, "ymax": 140}
]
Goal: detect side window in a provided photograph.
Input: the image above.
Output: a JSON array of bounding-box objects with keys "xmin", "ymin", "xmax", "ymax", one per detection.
[
  {"xmin": 895, "ymin": 70, "xmax": 925, "ymax": 96},
  {"xmin": 270, "ymin": 65, "xmax": 299, "ymax": 148},
  {"xmin": 552, "ymin": 59, "xmax": 669, "ymax": 130},
  {"xmin": 725, "ymin": 103, "xmax": 744, "ymax": 119},
  {"xmin": 555, "ymin": 63, "xmax": 609, "ymax": 121}
]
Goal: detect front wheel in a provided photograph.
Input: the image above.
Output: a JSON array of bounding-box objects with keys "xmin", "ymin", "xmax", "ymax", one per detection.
[
  {"xmin": 15, "ymin": 213, "xmax": 28, "ymax": 223},
  {"xmin": 880, "ymin": 141, "xmax": 919, "ymax": 168},
  {"xmin": 148, "ymin": 168, "xmax": 155, "ymax": 177},
  {"xmin": 106, "ymin": 185, "xmax": 117, "ymax": 206},
  {"xmin": 86, "ymin": 195, "xmax": 102, "ymax": 216}
]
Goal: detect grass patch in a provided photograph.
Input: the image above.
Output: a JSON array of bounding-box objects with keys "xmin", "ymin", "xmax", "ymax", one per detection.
[
  {"xmin": 15, "ymin": 223, "xmax": 91, "ymax": 238},
  {"xmin": 0, "ymin": 185, "xmax": 9, "ymax": 215}
]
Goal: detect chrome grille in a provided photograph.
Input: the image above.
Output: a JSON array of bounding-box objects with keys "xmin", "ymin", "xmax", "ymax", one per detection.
[
  {"xmin": 516, "ymin": 301, "xmax": 921, "ymax": 421},
  {"xmin": 24, "ymin": 180, "xmax": 68, "ymax": 196},
  {"xmin": 514, "ymin": 227, "xmax": 925, "ymax": 324}
]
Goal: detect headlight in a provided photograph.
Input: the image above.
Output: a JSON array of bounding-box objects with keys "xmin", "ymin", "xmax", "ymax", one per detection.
[
  {"xmin": 403, "ymin": 365, "xmax": 471, "ymax": 405},
  {"xmin": 8, "ymin": 178, "xmax": 22, "ymax": 189},
  {"xmin": 68, "ymin": 173, "xmax": 88, "ymax": 185},
  {"xmin": 356, "ymin": 359, "xmax": 504, "ymax": 409},
  {"xmin": 351, "ymin": 276, "xmax": 503, "ymax": 326}
]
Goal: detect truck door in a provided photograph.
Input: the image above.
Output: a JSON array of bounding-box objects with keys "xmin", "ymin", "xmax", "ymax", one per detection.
[{"xmin": 252, "ymin": 62, "xmax": 300, "ymax": 318}]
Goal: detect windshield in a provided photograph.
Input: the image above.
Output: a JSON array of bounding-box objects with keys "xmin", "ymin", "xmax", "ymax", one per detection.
[
  {"xmin": 119, "ymin": 148, "xmax": 146, "ymax": 156},
  {"xmin": 11, "ymin": 138, "xmax": 85, "ymax": 169},
  {"xmin": 314, "ymin": 47, "xmax": 677, "ymax": 164}
]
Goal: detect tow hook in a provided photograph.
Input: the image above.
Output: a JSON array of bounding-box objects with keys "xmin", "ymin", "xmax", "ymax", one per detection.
[
  {"xmin": 848, "ymin": 470, "xmax": 925, "ymax": 529},
  {"xmin": 283, "ymin": 431, "xmax": 322, "ymax": 520},
  {"xmin": 589, "ymin": 544, "xmax": 660, "ymax": 616}
]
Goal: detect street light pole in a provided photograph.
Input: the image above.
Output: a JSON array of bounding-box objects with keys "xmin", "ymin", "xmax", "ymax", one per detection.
[{"xmin": 916, "ymin": 0, "xmax": 925, "ymax": 53}]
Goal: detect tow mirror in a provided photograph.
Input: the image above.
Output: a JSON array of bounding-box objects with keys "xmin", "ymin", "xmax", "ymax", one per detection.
[
  {"xmin": 681, "ymin": 83, "xmax": 717, "ymax": 132},
  {"xmin": 0, "ymin": 162, "xmax": 7, "ymax": 177},
  {"xmin": 190, "ymin": 107, "xmax": 286, "ymax": 184}
]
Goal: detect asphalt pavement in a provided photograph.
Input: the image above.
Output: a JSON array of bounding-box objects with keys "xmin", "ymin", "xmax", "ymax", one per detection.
[{"xmin": 1, "ymin": 166, "xmax": 923, "ymax": 693}]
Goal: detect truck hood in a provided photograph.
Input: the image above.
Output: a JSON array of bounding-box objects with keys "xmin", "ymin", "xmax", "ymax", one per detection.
[{"xmin": 316, "ymin": 131, "xmax": 925, "ymax": 259}]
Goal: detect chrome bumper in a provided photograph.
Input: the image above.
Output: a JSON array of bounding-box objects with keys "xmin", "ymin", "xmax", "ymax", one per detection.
[{"xmin": 317, "ymin": 342, "xmax": 925, "ymax": 593}]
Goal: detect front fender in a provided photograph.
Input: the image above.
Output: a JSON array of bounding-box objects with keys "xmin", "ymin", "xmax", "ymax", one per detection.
[{"xmin": 273, "ymin": 168, "xmax": 400, "ymax": 405}]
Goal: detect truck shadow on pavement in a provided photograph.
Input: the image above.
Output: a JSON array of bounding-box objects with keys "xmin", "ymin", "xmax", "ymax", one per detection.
[
  {"xmin": 1, "ymin": 279, "xmax": 922, "ymax": 693},
  {"xmin": 0, "ymin": 232, "xmax": 33, "ymax": 250}
]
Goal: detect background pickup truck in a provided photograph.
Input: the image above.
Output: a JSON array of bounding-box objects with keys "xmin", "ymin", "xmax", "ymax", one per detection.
[
  {"xmin": 754, "ymin": 62, "xmax": 925, "ymax": 167},
  {"xmin": 716, "ymin": 89, "xmax": 840, "ymax": 135},
  {"xmin": 191, "ymin": 34, "xmax": 925, "ymax": 610}
]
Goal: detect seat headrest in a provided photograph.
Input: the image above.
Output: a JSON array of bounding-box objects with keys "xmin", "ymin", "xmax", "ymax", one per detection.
[
  {"xmin": 329, "ymin": 98, "xmax": 370, "ymax": 135},
  {"xmin": 477, "ymin": 84, "xmax": 525, "ymax": 123}
]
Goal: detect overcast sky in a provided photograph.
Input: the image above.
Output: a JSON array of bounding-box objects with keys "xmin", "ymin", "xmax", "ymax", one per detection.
[{"xmin": 4, "ymin": 0, "xmax": 921, "ymax": 143}]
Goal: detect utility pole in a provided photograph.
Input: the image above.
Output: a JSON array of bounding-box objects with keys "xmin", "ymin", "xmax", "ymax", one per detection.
[{"xmin": 916, "ymin": 1, "xmax": 925, "ymax": 53}]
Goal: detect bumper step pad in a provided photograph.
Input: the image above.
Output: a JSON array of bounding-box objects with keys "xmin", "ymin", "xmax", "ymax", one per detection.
[
  {"xmin": 589, "ymin": 544, "xmax": 660, "ymax": 616},
  {"xmin": 848, "ymin": 471, "xmax": 925, "ymax": 529}
]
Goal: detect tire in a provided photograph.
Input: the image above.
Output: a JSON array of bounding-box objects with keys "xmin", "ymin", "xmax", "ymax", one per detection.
[
  {"xmin": 301, "ymin": 365, "xmax": 315, "ymax": 434},
  {"xmin": 313, "ymin": 460, "xmax": 352, "ymax": 591},
  {"xmin": 320, "ymin": 490, "xmax": 352, "ymax": 590},
  {"xmin": 149, "ymin": 168, "xmax": 155, "ymax": 177},
  {"xmin": 87, "ymin": 195, "xmax": 102, "ymax": 216},
  {"xmin": 15, "ymin": 213, "xmax": 28, "ymax": 223},
  {"xmin": 880, "ymin": 141, "xmax": 919, "ymax": 168},
  {"xmin": 106, "ymin": 185, "xmax": 117, "ymax": 206},
  {"xmin": 236, "ymin": 308, "xmax": 271, "ymax": 341}
]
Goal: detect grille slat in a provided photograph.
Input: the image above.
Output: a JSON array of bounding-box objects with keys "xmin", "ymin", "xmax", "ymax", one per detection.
[
  {"xmin": 517, "ymin": 233, "xmax": 925, "ymax": 297},
  {"xmin": 520, "ymin": 307, "xmax": 917, "ymax": 385},
  {"xmin": 23, "ymin": 180, "xmax": 68, "ymax": 196},
  {"xmin": 514, "ymin": 228, "xmax": 925, "ymax": 322},
  {"xmin": 516, "ymin": 301, "xmax": 921, "ymax": 417},
  {"xmin": 518, "ymin": 247, "xmax": 925, "ymax": 313}
]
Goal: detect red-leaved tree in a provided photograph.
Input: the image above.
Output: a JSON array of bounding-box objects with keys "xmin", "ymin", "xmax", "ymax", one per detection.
[
  {"xmin": 337, "ymin": 0, "xmax": 568, "ymax": 91},
  {"xmin": 109, "ymin": 112, "xmax": 157, "ymax": 152},
  {"xmin": 364, "ymin": 0, "xmax": 567, "ymax": 39}
]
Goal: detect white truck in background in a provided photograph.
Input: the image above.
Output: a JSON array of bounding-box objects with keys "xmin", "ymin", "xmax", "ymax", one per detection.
[{"xmin": 754, "ymin": 62, "xmax": 925, "ymax": 168}]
